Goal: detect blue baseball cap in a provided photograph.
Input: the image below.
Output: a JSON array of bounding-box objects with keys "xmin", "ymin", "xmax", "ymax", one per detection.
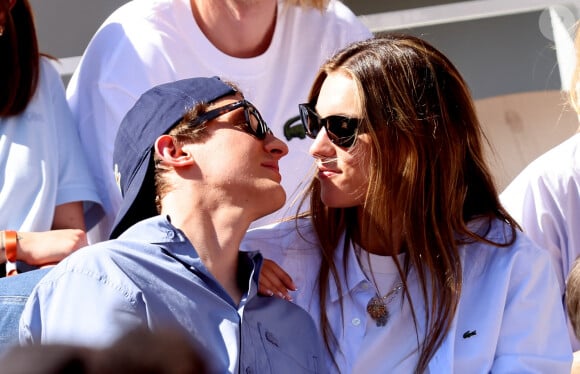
[{"xmin": 110, "ymin": 77, "xmax": 236, "ymax": 239}]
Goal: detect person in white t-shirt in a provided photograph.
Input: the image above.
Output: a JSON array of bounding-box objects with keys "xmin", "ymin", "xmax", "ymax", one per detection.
[
  {"xmin": 67, "ymin": 0, "xmax": 372, "ymax": 242},
  {"xmin": 500, "ymin": 23, "xmax": 580, "ymax": 352},
  {"xmin": 242, "ymin": 35, "xmax": 572, "ymax": 373}
]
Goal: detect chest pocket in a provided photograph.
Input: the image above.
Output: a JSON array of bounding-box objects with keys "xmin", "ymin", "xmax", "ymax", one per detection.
[{"xmin": 255, "ymin": 321, "xmax": 320, "ymax": 374}]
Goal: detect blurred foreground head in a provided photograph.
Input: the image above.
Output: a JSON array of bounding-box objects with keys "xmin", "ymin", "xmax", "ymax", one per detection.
[{"xmin": 1, "ymin": 327, "xmax": 208, "ymax": 374}]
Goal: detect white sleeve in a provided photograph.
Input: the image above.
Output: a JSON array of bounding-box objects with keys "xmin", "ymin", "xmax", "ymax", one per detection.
[
  {"xmin": 41, "ymin": 60, "xmax": 101, "ymax": 209},
  {"xmin": 492, "ymin": 240, "xmax": 573, "ymax": 372},
  {"xmin": 501, "ymin": 171, "xmax": 569, "ymax": 295},
  {"xmin": 66, "ymin": 23, "xmax": 172, "ymax": 240}
]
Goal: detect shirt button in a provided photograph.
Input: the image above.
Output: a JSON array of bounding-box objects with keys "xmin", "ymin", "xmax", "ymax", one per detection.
[
  {"xmin": 352, "ymin": 318, "xmax": 361, "ymax": 326},
  {"xmin": 167, "ymin": 230, "xmax": 175, "ymax": 239}
]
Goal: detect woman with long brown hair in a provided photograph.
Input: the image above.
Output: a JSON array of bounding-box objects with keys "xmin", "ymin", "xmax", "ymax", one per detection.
[{"xmin": 243, "ymin": 34, "xmax": 572, "ymax": 372}]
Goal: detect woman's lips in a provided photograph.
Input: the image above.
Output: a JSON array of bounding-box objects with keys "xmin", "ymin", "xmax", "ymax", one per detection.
[{"xmin": 317, "ymin": 166, "xmax": 340, "ymax": 178}]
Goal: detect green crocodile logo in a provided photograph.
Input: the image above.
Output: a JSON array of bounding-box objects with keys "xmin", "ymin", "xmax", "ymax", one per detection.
[{"xmin": 283, "ymin": 115, "xmax": 306, "ymax": 141}]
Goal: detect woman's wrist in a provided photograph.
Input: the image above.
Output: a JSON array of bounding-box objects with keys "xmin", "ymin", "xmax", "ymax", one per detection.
[
  {"xmin": 1, "ymin": 230, "xmax": 19, "ymax": 263},
  {"xmin": 0, "ymin": 231, "xmax": 4, "ymax": 263}
]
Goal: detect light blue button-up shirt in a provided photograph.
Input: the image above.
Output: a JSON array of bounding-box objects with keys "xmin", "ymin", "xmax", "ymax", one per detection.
[{"xmin": 20, "ymin": 216, "xmax": 325, "ymax": 373}]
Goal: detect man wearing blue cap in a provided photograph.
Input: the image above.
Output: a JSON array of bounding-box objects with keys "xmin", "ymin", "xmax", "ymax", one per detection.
[{"xmin": 19, "ymin": 77, "xmax": 325, "ymax": 373}]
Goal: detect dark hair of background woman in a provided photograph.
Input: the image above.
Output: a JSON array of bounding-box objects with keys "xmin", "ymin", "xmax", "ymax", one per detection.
[{"xmin": 0, "ymin": 0, "xmax": 48, "ymax": 117}]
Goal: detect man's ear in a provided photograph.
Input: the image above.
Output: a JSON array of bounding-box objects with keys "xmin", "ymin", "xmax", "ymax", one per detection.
[{"xmin": 154, "ymin": 135, "xmax": 195, "ymax": 167}]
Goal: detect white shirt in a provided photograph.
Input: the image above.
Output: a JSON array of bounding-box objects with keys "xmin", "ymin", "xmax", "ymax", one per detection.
[
  {"xmin": 355, "ymin": 252, "xmax": 421, "ymax": 373},
  {"xmin": 501, "ymin": 132, "xmax": 580, "ymax": 349},
  {"xmin": 0, "ymin": 58, "xmax": 100, "ymax": 232},
  {"xmin": 66, "ymin": 0, "xmax": 373, "ymax": 242},
  {"xmin": 242, "ymin": 217, "xmax": 573, "ymax": 373}
]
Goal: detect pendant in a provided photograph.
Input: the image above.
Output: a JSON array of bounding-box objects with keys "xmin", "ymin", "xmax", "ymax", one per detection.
[{"xmin": 367, "ymin": 296, "xmax": 390, "ymax": 327}]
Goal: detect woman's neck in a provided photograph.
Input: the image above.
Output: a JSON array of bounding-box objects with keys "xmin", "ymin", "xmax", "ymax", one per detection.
[{"xmin": 354, "ymin": 209, "xmax": 401, "ymax": 256}]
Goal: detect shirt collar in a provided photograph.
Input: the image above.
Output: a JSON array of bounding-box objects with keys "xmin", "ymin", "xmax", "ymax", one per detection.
[
  {"xmin": 118, "ymin": 215, "xmax": 184, "ymax": 242},
  {"xmin": 117, "ymin": 215, "xmax": 262, "ymax": 303}
]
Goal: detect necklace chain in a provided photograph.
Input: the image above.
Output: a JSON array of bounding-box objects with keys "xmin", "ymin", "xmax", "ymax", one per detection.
[
  {"xmin": 378, "ymin": 282, "xmax": 404, "ymax": 301},
  {"xmin": 366, "ymin": 281, "xmax": 404, "ymax": 327},
  {"xmin": 354, "ymin": 245, "xmax": 404, "ymax": 327}
]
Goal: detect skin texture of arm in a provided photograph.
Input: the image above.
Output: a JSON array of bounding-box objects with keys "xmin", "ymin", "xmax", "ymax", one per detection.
[{"xmin": 4, "ymin": 202, "xmax": 88, "ymax": 266}]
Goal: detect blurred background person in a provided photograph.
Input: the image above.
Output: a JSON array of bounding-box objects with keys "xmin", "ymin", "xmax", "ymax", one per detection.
[
  {"xmin": 500, "ymin": 20, "xmax": 580, "ymax": 351},
  {"xmin": 0, "ymin": 0, "xmax": 100, "ymax": 352},
  {"xmin": 0, "ymin": 0, "xmax": 100, "ymax": 274}
]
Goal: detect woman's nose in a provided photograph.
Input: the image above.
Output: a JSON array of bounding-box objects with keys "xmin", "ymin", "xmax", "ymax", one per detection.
[{"xmin": 309, "ymin": 127, "xmax": 334, "ymax": 157}]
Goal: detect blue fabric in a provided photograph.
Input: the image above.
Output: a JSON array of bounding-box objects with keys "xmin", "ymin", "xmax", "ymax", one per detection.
[
  {"xmin": 0, "ymin": 268, "xmax": 49, "ymax": 355},
  {"xmin": 20, "ymin": 216, "xmax": 325, "ymax": 373}
]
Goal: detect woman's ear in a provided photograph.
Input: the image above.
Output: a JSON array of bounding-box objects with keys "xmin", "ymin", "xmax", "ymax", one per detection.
[{"xmin": 154, "ymin": 135, "xmax": 195, "ymax": 168}]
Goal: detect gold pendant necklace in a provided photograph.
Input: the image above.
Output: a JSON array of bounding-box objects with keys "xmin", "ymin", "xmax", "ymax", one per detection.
[{"xmin": 366, "ymin": 282, "xmax": 404, "ymax": 327}]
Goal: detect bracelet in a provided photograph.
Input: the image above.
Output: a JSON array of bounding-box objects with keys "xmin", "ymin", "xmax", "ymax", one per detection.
[
  {"xmin": 3, "ymin": 230, "xmax": 18, "ymax": 263},
  {"xmin": 0, "ymin": 231, "xmax": 4, "ymax": 257}
]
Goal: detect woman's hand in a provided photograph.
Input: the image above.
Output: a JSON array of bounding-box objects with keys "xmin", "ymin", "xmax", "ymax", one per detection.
[
  {"xmin": 17, "ymin": 229, "xmax": 87, "ymax": 266},
  {"xmin": 259, "ymin": 259, "xmax": 297, "ymax": 301},
  {"xmin": 13, "ymin": 201, "xmax": 89, "ymax": 266}
]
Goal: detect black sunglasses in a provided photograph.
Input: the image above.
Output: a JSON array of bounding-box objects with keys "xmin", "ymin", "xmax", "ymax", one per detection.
[
  {"xmin": 298, "ymin": 103, "xmax": 362, "ymax": 148},
  {"xmin": 190, "ymin": 99, "xmax": 272, "ymax": 140}
]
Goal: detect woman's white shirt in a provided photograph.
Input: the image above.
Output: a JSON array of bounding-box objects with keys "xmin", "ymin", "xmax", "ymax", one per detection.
[
  {"xmin": 0, "ymin": 58, "xmax": 100, "ymax": 232},
  {"xmin": 242, "ymin": 218, "xmax": 572, "ymax": 373},
  {"xmin": 355, "ymin": 251, "xmax": 422, "ymax": 373}
]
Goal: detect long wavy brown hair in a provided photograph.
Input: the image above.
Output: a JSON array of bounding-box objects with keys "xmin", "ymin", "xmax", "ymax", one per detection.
[{"xmin": 300, "ymin": 34, "xmax": 520, "ymax": 373}]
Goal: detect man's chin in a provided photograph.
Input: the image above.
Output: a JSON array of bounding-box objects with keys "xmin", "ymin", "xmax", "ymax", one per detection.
[{"xmin": 254, "ymin": 188, "xmax": 286, "ymax": 218}]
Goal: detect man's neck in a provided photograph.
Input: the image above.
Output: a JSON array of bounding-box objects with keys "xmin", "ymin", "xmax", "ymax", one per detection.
[
  {"xmin": 190, "ymin": 0, "xmax": 277, "ymax": 58},
  {"xmin": 162, "ymin": 199, "xmax": 251, "ymax": 304}
]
